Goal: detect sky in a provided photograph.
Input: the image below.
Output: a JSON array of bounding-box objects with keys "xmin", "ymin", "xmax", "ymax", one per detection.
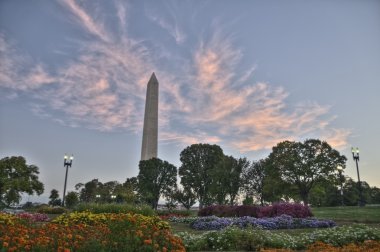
[{"xmin": 0, "ymin": 0, "xmax": 379, "ymax": 203}]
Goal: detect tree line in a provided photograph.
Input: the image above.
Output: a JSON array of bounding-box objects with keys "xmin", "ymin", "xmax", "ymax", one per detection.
[
  {"xmin": 2, "ymin": 139, "xmax": 380, "ymax": 208},
  {"xmin": 48, "ymin": 139, "xmax": 380, "ymax": 209}
]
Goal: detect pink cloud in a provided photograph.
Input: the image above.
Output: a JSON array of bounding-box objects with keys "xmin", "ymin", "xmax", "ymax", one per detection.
[{"xmin": 0, "ymin": 2, "xmax": 351, "ymax": 153}]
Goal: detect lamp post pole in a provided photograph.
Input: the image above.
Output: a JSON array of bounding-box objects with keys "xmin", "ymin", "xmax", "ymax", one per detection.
[
  {"xmin": 337, "ymin": 165, "xmax": 344, "ymax": 206},
  {"xmin": 351, "ymin": 147, "xmax": 364, "ymax": 207},
  {"xmin": 62, "ymin": 154, "xmax": 74, "ymax": 206}
]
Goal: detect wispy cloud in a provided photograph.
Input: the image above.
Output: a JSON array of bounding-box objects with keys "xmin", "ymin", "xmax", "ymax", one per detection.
[
  {"xmin": 61, "ymin": 0, "xmax": 110, "ymax": 42},
  {"xmin": 0, "ymin": 1, "xmax": 351, "ymax": 153},
  {"xmin": 145, "ymin": 3, "xmax": 187, "ymax": 44},
  {"xmin": 0, "ymin": 35, "xmax": 56, "ymax": 91}
]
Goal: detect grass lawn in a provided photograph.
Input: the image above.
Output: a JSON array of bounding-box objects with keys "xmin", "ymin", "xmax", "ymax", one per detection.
[{"xmin": 312, "ymin": 205, "xmax": 380, "ymax": 224}]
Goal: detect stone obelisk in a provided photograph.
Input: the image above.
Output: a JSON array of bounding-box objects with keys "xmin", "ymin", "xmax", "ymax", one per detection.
[{"xmin": 141, "ymin": 72, "xmax": 159, "ymax": 160}]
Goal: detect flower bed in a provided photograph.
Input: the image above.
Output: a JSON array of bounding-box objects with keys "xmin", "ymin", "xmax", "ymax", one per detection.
[
  {"xmin": 170, "ymin": 214, "xmax": 336, "ymax": 231},
  {"xmin": 17, "ymin": 212, "xmax": 50, "ymax": 222},
  {"xmin": 198, "ymin": 203, "xmax": 312, "ymax": 218},
  {"xmin": 177, "ymin": 224, "xmax": 380, "ymax": 251},
  {"xmin": 0, "ymin": 212, "xmax": 185, "ymax": 251}
]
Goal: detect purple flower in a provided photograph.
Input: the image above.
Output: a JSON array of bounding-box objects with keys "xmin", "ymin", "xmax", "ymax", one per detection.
[{"xmin": 190, "ymin": 214, "xmax": 336, "ymax": 231}]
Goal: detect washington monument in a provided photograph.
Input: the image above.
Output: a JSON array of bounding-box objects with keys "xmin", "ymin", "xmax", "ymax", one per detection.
[{"xmin": 141, "ymin": 72, "xmax": 159, "ymax": 160}]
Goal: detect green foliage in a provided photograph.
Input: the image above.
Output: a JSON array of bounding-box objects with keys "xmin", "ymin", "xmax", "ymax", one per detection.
[
  {"xmin": 173, "ymin": 187, "xmax": 197, "ymax": 210},
  {"xmin": 211, "ymin": 156, "xmax": 246, "ymax": 205},
  {"xmin": 266, "ymin": 139, "xmax": 347, "ymax": 205},
  {"xmin": 75, "ymin": 178, "xmax": 138, "ymax": 204},
  {"xmin": 0, "ymin": 156, "xmax": 44, "ymax": 206},
  {"xmin": 74, "ymin": 203, "xmax": 155, "ymax": 216},
  {"xmin": 138, "ymin": 158, "xmax": 177, "ymax": 209},
  {"xmin": 179, "ymin": 143, "xmax": 224, "ymax": 208},
  {"xmin": 242, "ymin": 159, "xmax": 266, "ymax": 205},
  {"xmin": 35, "ymin": 205, "xmax": 68, "ymax": 214},
  {"xmin": 48, "ymin": 189, "xmax": 62, "ymax": 206},
  {"xmin": 65, "ymin": 191, "xmax": 79, "ymax": 208}
]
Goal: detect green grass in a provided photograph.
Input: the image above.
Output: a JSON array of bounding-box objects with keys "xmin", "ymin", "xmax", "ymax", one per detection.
[{"xmin": 312, "ymin": 205, "xmax": 380, "ymax": 223}]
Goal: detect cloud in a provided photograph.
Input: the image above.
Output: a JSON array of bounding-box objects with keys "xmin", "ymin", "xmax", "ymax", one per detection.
[
  {"xmin": 0, "ymin": 1, "xmax": 351, "ymax": 154},
  {"xmin": 145, "ymin": 3, "xmax": 186, "ymax": 44},
  {"xmin": 61, "ymin": 0, "xmax": 110, "ymax": 42},
  {"xmin": 0, "ymin": 35, "xmax": 56, "ymax": 91}
]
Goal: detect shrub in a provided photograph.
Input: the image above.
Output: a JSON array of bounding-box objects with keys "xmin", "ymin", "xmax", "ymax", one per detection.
[
  {"xmin": 258, "ymin": 203, "xmax": 312, "ymax": 218},
  {"xmin": 74, "ymin": 203, "xmax": 155, "ymax": 216},
  {"xmin": 235, "ymin": 205, "xmax": 259, "ymax": 217},
  {"xmin": 198, "ymin": 205, "xmax": 258, "ymax": 217},
  {"xmin": 198, "ymin": 203, "xmax": 312, "ymax": 218},
  {"xmin": 35, "ymin": 205, "xmax": 68, "ymax": 214}
]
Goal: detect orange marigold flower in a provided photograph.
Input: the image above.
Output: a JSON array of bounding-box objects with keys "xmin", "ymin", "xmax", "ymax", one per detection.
[
  {"xmin": 144, "ymin": 239, "xmax": 152, "ymax": 245},
  {"xmin": 3, "ymin": 242, "xmax": 9, "ymax": 248}
]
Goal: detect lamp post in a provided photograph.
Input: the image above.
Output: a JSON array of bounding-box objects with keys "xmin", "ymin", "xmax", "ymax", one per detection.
[
  {"xmin": 62, "ymin": 154, "xmax": 74, "ymax": 206},
  {"xmin": 337, "ymin": 165, "xmax": 344, "ymax": 206},
  {"xmin": 351, "ymin": 147, "xmax": 364, "ymax": 207}
]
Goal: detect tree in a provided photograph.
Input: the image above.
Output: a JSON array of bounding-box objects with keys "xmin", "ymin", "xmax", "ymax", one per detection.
[
  {"xmin": 122, "ymin": 177, "xmax": 139, "ymax": 203},
  {"xmin": 49, "ymin": 189, "xmax": 62, "ymax": 206},
  {"xmin": 173, "ymin": 187, "xmax": 197, "ymax": 210},
  {"xmin": 242, "ymin": 159, "xmax": 266, "ymax": 206},
  {"xmin": 65, "ymin": 191, "xmax": 79, "ymax": 208},
  {"xmin": 76, "ymin": 179, "xmax": 101, "ymax": 202},
  {"xmin": 266, "ymin": 139, "xmax": 347, "ymax": 205},
  {"xmin": 369, "ymin": 187, "xmax": 380, "ymax": 204},
  {"xmin": 219, "ymin": 156, "xmax": 247, "ymax": 205},
  {"xmin": 138, "ymin": 158, "xmax": 177, "ymax": 210},
  {"xmin": 0, "ymin": 156, "xmax": 44, "ymax": 206},
  {"xmin": 179, "ymin": 143, "xmax": 225, "ymax": 209}
]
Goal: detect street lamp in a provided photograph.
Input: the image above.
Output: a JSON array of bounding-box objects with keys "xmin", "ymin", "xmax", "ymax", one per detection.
[
  {"xmin": 62, "ymin": 154, "xmax": 74, "ymax": 206},
  {"xmin": 351, "ymin": 147, "xmax": 365, "ymax": 206},
  {"xmin": 337, "ymin": 165, "xmax": 344, "ymax": 206}
]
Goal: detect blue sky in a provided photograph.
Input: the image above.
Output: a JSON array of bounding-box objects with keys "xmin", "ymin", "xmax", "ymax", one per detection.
[{"xmin": 1, "ymin": 0, "xmax": 379, "ymax": 202}]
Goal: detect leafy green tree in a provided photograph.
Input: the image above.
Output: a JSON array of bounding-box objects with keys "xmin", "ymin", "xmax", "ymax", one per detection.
[
  {"xmin": 0, "ymin": 156, "xmax": 44, "ymax": 206},
  {"xmin": 138, "ymin": 158, "xmax": 177, "ymax": 210},
  {"xmin": 179, "ymin": 143, "xmax": 225, "ymax": 209},
  {"xmin": 164, "ymin": 193, "xmax": 178, "ymax": 212},
  {"xmin": 216, "ymin": 156, "xmax": 247, "ymax": 205},
  {"xmin": 65, "ymin": 191, "xmax": 79, "ymax": 208},
  {"xmin": 75, "ymin": 179, "xmax": 101, "ymax": 202},
  {"xmin": 266, "ymin": 139, "xmax": 347, "ymax": 205},
  {"xmin": 49, "ymin": 189, "xmax": 62, "ymax": 206},
  {"xmin": 210, "ymin": 156, "xmax": 231, "ymax": 205},
  {"xmin": 369, "ymin": 187, "xmax": 380, "ymax": 204},
  {"xmin": 173, "ymin": 187, "xmax": 197, "ymax": 210},
  {"xmin": 242, "ymin": 159, "xmax": 266, "ymax": 206},
  {"xmin": 259, "ymin": 159, "xmax": 294, "ymax": 203},
  {"xmin": 309, "ymin": 179, "xmax": 341, "ymax": 207},
  {"xmin": 342, "ymin": 177, "xmax": 360, "ymax": 206}
]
